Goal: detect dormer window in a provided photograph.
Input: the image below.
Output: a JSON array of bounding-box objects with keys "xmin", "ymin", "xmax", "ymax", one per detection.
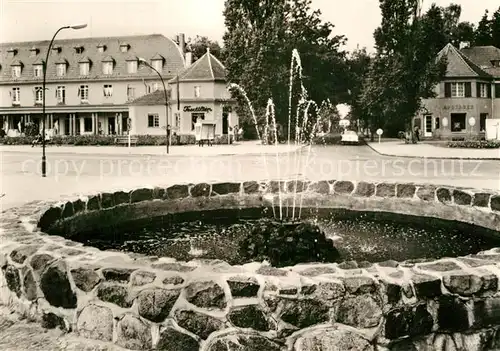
[
  {"xmin": 97, "ymin": 44, "xmax": 106, "ymax": 53},
  {"xmin": 126, "ymin": 56, "xmax": 138, "ymax": 73},
  {"xmin": 102, "ymin": 56, "xmax": 114, "ymax": 75},
  {"xmin": 492, "ymin": 60, "xmax": 500, "ymax": 68},
  {"xmin": 152, "ymin": 59, "xmax": 163, "ymax": 71},
  {"xmin": 29, "ymin": 47, "xmax": 39, "ymax": 57},
  {"xmin": 52, "ymin": 46, "xmax": 61, "ymax": 55},
  {"xmin": 120, "ymin": 43, "xmax": 130, "ymax": 53},
  {"xmin": 7, "ymin": 48, "xmax": 17, "ymax": 58},
  {"xmin": 56, "ymin": 63, "xmax": 67, "ymax": 76},
  {"xmin": 11, "ymin": 61, "xmax": 22, "ymax": 78},
  {"xmin": 33, "ymin": 64, "xmax": 43, "ymax": 78},
  {"xmin": 74, "ymin": 46, "xmax": 84, "ymax": 54},
  {"xmin": 78, "ymin": 57, "xmax": 91, "ymax": 76}
]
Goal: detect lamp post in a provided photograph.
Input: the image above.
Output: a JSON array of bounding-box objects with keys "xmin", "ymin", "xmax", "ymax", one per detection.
[
  {"xmin": 41, "ymin": 24, "xmax": 87, "ymax": 177},
  {"xmin": 138, "ymin": 57, "xmax": 170, "ymax": 154}
]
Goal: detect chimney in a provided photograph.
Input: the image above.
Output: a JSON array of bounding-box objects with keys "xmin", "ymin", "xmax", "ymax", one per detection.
[
  {"xmin": 185, "ymin": 52, "xmax": 193, "ymax": 67},
  {"xmin": 459, "ymin": 41, "xmax": 470, "ymax": 50},
  {"xmin": 179, "ymin": 33, "xmax": 186, "ymax": 53},
  {"xmin": 175, "ymin": 35, "xmax": 179, "ymax": 44}
]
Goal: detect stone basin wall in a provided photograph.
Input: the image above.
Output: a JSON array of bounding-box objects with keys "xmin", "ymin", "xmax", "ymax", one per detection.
[{"xmin": 0, "ymin": 180, "xmax": 499, "ymax": 350}]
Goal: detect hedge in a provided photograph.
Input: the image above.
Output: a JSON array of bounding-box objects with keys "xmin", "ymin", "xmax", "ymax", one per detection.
[{"xmin": 447, "ymin": 140, "xmax": 500, "ymax": 149}]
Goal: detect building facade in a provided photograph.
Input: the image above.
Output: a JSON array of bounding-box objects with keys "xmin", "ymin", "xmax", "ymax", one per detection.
[
  {"xmin": 128, "ymin": 49, "xmax": 238, "ymax": 136},
  {"xmin": 415, "ymin": 44, "xmax": 500, "ymax": 140},
  {"xmin": 0, "ymin": 34, "xmax": 189, "ymax": 137}
]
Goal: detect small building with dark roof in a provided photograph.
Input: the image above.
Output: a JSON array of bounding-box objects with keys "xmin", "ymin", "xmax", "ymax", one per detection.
[
  {"xmin": 128, "ymin": 48, "xmax": 238, "ymax": 136},
  {"xmin": 415, "ymin": 43, "xmax": 500, "ymax": 140}
]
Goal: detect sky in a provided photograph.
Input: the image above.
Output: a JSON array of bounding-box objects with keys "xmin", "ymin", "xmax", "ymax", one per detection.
[{"xmin": 1, "ymin": 0, "xmax": 498, "ymax": 53}]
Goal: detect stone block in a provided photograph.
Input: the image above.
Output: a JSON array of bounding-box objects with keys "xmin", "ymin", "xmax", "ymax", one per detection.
[
  {"xmin": 228, "ymin": 305, "xmax": 272, "ymax": 331},
  {"xmin": 256, "ymin": 266, "xmax": 288, "ymax": 276},
  {"xmin": 294, "ymin": 327, "xmax": 372, "ymax": 351},
  {"xmin": 436, "ymin": 188, "xmax": 452, "ymax": 203},
  {"xmin": 376, "ymin": 183, "xmax": 396, "ymax": 198},
  {"xmin": 338, "ymin": 261, "xmax": 358, "ymax": 270},
  {"xmin": 71, "ymin": 267, "xmax": 101, "ymax": 292},
  {"xmin": 113, "ymin": 191, "xmax": 131, "ymax": 205},
  {"xmin": 418, "ymin": 261, "xmax": 461, "ymax": 272},
  {"xmin": 268, "ymin": 180, "xmax": 285, "ymax": 193},
  {"xmin": 22, "ymin": 269, "xmax": 37, "ymax": 301},
  {"xmin": 137, "ymin": 288, "xmax": 180, "ymax": 323},
  {"xmin": 354, "ymin": 182, "xmax": 376, "ymax": 197},
  {"xmin": 175, "ymin": 310, "xmax": 224, "ymax": 340},
  {"xmin": 207, "ymin": 333, "xmax": 282, "ymax": 351},
  {"xmin": 97, "ymin": 283, "xmax": 132, "ymax": 308},
  {"xmin": 385, "ymin": 304, "xmax": 433, "ymax": 339},
  {"xmin": 131, "ymin": 270, "xmax": 156, "ymax": 286},
  {"xmin": 153, "ymin": 187, "xmax": 166, "ymax": 199},
  {"xmin": 211, "ymin": 182, "xmax": 241, "ymax": 195},
  {"xmin": 298, "ymin": 266, "xmax": 337, "ymax": 276},
  {"xmin": 156, "ymin": 327, "xmax": 199, "ymax": 351},
  {"xmin": 473, "ymin": 193, "xmax": 491, "ymax": 207},
  {"xmin": 10, "ymin": 244, "xmax": 41, "ymax": 264},
  {"xmin": 184, "ymin": 281, "xmax": 226, "ymax": 310},
  {"xmin": 227, "ymin": 276, "xmax": 260, "ymax": 297},
  {"xmin": 438, "ymin": 296, "xmax": 471, "ymax": 331},
  {"xmin": 243, "ymin": 181, "xmax": 259, "ymax": 194},
  {"xmin": 77, "ymin": 305, "xmax": 114, "ymax": 342},
  {"xmin": 166, "ymin": 184, "xmax": 189, "ymax": 199},
  {"xmin": 313, "ymin": 281, "xmax": 345, "ymax": 301},
  {"xmin": 308, "ymin": 181, "xmax": 330, "ymax": 195},
  {"xmin": 86, "ymin": 195, "xmax": 101, "ymax": 211},
  {"xmin": 116, "ymin": 314, "xmax": 152, "ymax": 350},
  {"xmin": 474, "ymin": 297, "xmax": 500, "ymax": 327},
  {"xmin": 152, "ymin": 262, "xmax": 196, "ymax": 272},
  {"xmin": 412, "ymin": 274, "xmax": 442, "ymax": 298},
  {"xmin": 443, "ymin": 272, "xmax": 496, "ymax": 296},
  {"xmin": 397, "ymin": 184, "xmax": 416, "ymax": 198},
  {"xmin": 336, "ymin": 295, "xmax": 382, "ymax": 328},
  {"xmin": 382, "ymin": 281, "xmax": 402, "ymax": 304},
  {"xmin": 286, "ymin": 180, "xmax": 309, "ymax": 193},
  {"xmin": 61, "ymin": 201, "xmax": 75, "ymax": 218},
  {"xmin": 162, "ymin": 276, "xmax": 184, "ymax": 285},
  {"xmin": 334, "ymin": 181, "xmax": 355, "ymax": 194},
  {"xmin": 130, "ymin": 188, "xmax": 153, "ymax": 203},
  {"xmin": 72, "ymin": 199, "xmax": 85, "ymax": 213},
  {"xmin": 99, "ymin": 193, "xmax": 115, "ymax": 209},
  {"xmin": 38, "ymin": 206, "xmax": 62, "ymax": 231},
  {"xmin": 342, "ymin": 276, "xmax": 377, "ymax": 294},
  {"xmin": 3, "ymin": 265, "xmax": 21, "ymax": 297},
  {"xmin": 190, "ymin": 183, "xmax": 211, "ymax": 197},
  {"xmin": 41, "ymin": 313, "xmax": 67, "ymax": 331},
  {"xmin": 40, "ymin": 260, "xmax": 77, "ymax": 308},
  {"xmin": 101, "ymin": 267, "xmax": 136, "ymax": 282},
  {"xmin": 280, "ymin": 299, "xmax": 329, "ymax": 328},
  {"xmin": 30, "ymin": 253, "xmax": 55, "ymax": 275},
  {"xmin": 453, "ymin": 189, "xmax": 472, "ymax": 206},
  {"xmin": 491, "ymin": 195, "xmax": 500, "ymax": 212},
  {"xmin": 416, "ymin": 185, "xmax": 436, "ymax": 201}
]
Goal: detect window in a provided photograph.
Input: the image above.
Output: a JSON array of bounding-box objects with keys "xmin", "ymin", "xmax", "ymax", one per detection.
[
  {"xmin": 451, "ymin": 83, "xmax": 465, "ymax": 97},
  {"xmin": 11, "ymin": 66, "xmax": 21, "ymax": 78},
  {"xmin": 480, "ymin": 113, "xmax": 488, "ymax": 132},
  {"xmin": 152, "ymin": 59, "xmax": 162, "ymax": 71},
  {"xmin": 148, "ymin": 114, "xmax": 160, "ymax": 128},
  {"xmin": 34, "ymin": 65, "xmax": 42, "ymax": 78},
  {"xmin": 11, "ymin": 87, "xmax": 20, "ymax": 104},
  {"xmin": 451, "ymin": 113, "xmax": 466, "ymax": 132},
  {"xmin": 127, "ymin": 61, "xmax": 137, "ymax": 74},
  {"xmin": 56, "ymin": 86, "xmax": 65, "ymax": 104},
  {"xmin": 79, "ymin": 62, "xmax": 89, "ymax": 76},
  {"xmin": 174, "ymin": 113, "xmax": 181, "ymax": 129},
  {"xmin": 127, "ymin": 85, "xmax": 135, "ymax": 101},
  {"xmin": 103, "ymin": 84, "xmax": 113, "ymax": 97},
  {"xmin": 56, "ymin": 63, "xmax": 66, "ymax": 76},
  {"xmin": 495, "ymin": 84, "xmax": 500, "ymax": 98},
  {"xmin": 120, "ymin": 44, "xmax": 129, "ymax": 53},
  {"xmin": 79, "ymin": 85, "xmax": 89, "ymax": 102},
  {"xmin": 102, "ymin": 62, "xmax": 113, "ymax": 75},
  {"xmin": 35, "ymin": 87, "xmax": 43, "ymax": 104},
  {"xmin": 435, "ymin": 117, "xmax": 440, "ymax": 130},
  {"xmin": 479, "ymin": 83, "xmax": 489, "ymax": 98},
  {"xmin": 194, "ymin": 86, "xmax": 201, "ymax": 98},
  {"xmin": 75, "ymin": 47, "xmax": 84, "ymax": 54},
  {"xmin": 191, "ymin": 113, "xmax": 204, "ymax": 130},
  {"xmin": 84, "ymin": 117, "xmax": 92, "ymax": 132}
]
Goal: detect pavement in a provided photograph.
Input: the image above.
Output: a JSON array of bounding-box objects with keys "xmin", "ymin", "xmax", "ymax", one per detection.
[
  {"xmin": 0, "ymin": 141, "xmax": 303, "ymax": 157},
  {"xmin": 368, "ymin": 140, "xmax": 500, "ymax": 160}
]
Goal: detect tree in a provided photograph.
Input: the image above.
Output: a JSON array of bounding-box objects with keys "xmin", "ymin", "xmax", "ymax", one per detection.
[
  {"xmin": 360, "ymin": 0, "xmax": 447, "ymax": 139},
  {"xmin": 346, "ymin": 48, "xmax": 371, "ymax": 124},
  {"xmin": 492, "ymin": 7, "xmax": 500, "ymax": 48},
  {"xmin": 474, "ymin": 10, "xmax": 492, "ymax": 46},
  {"xmin": 187, "ymin": 36, "xmax": 223, "ymax": 62},
  {"xmin": 222, "ymin": 0, "xmax": 349, "ymax": 140}
]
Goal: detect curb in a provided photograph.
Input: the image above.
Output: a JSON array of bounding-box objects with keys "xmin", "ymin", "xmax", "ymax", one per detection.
[{"xmin": 366, "ymin": 143, "xmax": 500, "ymax": 161}]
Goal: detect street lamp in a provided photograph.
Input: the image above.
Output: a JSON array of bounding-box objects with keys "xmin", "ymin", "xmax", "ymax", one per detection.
[
  {"xmin": 41, "ymin": 24, "xmax": 87, "ymax": 177},
  {"xmin": 138, "ymin": 57, "xmax": 170, "ymax": 154}
]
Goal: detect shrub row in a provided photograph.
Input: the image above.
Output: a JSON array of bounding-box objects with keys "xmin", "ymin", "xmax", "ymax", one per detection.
[
  {"xmin": 0, "ymin": 134, "xmax": 236, "ymax": 146},
  {"xmin": 447, "ymin": 140, "xmax": 500, "ymax": 149}
]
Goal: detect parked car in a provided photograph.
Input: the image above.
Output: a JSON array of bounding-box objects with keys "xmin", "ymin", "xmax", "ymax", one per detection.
[{"xmin": 341, "ymin": 130, "xmax": 359, "ymax": 145}]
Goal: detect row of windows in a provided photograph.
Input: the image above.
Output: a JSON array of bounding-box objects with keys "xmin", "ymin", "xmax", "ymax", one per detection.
[
  {"xmin": 9, "ymin": 59, "xmax": 163, "ymax": 78},
  {"xmin": 147, "ymin": 113, "xmax": 182, "ymax": 129},
  {"xmin": 444, "ymin": 82, "xmax": 500, "ymax": 98}
]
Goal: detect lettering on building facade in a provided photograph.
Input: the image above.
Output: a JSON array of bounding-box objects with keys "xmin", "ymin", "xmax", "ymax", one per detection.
[
  {"xmin": 443, "ymin": 105, "xmax": 474, "ymax": 111},
  {"xmin": 183, "ymin": 106, "xmax": 213, "ymax": 113}
]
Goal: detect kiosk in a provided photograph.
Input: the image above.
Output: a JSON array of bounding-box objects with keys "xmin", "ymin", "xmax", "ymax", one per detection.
[{"xmin": 194, "ymin": 121, "xmax": 216, "ymax": 146}]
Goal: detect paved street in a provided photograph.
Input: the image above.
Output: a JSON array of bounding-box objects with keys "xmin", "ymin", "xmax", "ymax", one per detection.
[{"xmin": 2, "ymin": 144, "xmax": 499, "ymax": 210}]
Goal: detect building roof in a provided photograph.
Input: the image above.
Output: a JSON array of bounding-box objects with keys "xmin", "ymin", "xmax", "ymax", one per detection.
[
  {"xmin": 0, "ymin": 34, "xmax": 186, "ymax": 83},
  {"xmin": 460, "ymin": 45, "xmax": 500, "ymax": 78},
  {"xmin": 128, "ymin": 89, "xmax": 169, "ymax": 105},
  {"xmin": 437, "ymin": 43, "xmax": 492, "ymax": 78},
  {"xmin": 172, "ymin": 48, "xmax": 226, "ymax": 82}
]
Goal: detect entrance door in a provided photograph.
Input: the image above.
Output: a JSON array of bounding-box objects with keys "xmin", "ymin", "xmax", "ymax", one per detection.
[
  {"xmin": 108, "ymin": 117, "xmax": 115, "ymax": 135},
  {"xmin": 424, "ymin": 115, "xmax": 432, "ymax": 137},
  {"xmin": 222, "ymin": 113, "xmax": 228, "ymax": 134}
]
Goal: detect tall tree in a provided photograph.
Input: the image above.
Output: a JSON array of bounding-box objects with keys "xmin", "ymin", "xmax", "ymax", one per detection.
[
  {"xmin": 474, "ymin": 10, "xmax": 492, "ymax": 46},
  {"xmin": 187, "ymin": 36, "xmax": 223, "ymax": 62},
  {"xmin": 492, "ymin": 7, "xmax": 500, "ymax": 48},
  {"xmin": 346, "ymin": 48, "xmax": 371, "ymax": 123},
  {"xmin": 223, "ymin": 0, "xmax": 349, "ymax": 139}
]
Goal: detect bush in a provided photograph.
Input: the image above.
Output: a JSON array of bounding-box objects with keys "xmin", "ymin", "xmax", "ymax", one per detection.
[
  {"xmin": 447, "ymin": 140, "xmax": 500, "ymax": 149},
  {"xmin": 0, "ymin": 136, "xmax": 33, "ymax": 145},
  {"xmin": 312, "ymin": 133, "xmax": 343, "ymax": 145}
]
